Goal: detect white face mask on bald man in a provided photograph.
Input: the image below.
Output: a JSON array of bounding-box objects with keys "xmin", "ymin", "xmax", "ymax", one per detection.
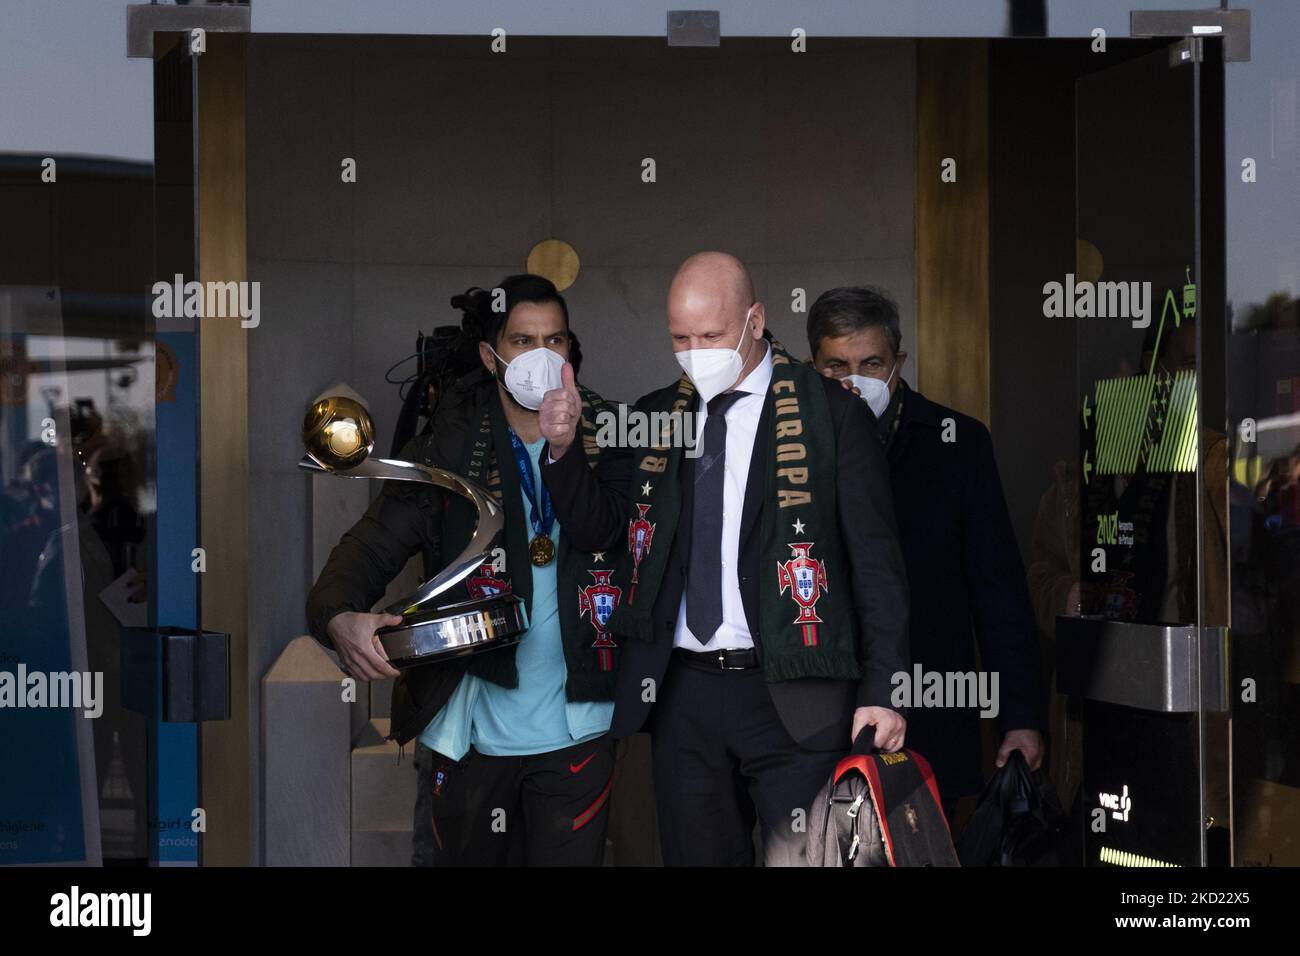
[{"xmin": 674, "ymin": 308, "xmax": 757, "ymax": 404}]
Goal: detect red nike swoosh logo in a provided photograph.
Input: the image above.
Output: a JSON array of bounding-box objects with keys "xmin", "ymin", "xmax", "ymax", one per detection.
[{"xmin": 569, "ymin": 753, "xmax": 596, "ymax": 774}]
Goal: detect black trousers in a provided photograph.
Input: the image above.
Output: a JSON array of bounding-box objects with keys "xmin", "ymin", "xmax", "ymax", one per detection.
[
  {"xmin": 650, "ymin": 656, "xmax": 845, "ymax": 866},
  {"xmin": 411, "ymin": 735, "xmax": 616, "ymax": 866}
]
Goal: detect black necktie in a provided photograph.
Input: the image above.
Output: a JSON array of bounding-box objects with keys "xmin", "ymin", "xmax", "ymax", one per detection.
[{"xmin": 686, "ymin": 390, "xmax": 745, "ymax": 646}]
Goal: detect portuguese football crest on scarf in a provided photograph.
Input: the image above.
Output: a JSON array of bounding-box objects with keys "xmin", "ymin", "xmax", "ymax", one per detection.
[
  {"xmin": 578, "ymin": 569, "xmax": 622, "ymax": 672},
  {"xmin": 777, "ymin": 542, "xmax": 828, "ymax": 646},
  {"xmin": 627, "ymin": 503, "xmax": 656, "ymax": 600}
]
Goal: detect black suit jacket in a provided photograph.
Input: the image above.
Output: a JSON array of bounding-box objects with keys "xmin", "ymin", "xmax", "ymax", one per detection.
[
  {"xmin": 542, "ymin": 371, "xmax": 909, "ymax": 752},
  {"xmin": 885, "ymin": 385, "xmax": 1043, "ymax": 797}
]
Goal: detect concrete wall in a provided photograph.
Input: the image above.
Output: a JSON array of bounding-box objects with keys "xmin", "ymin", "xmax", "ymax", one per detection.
[{"xmin": 245, "ymin": 34, "xmax": 917, "ymax": 862}]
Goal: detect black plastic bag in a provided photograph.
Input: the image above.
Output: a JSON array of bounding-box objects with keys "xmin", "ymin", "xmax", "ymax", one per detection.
[{"xmin": 955, "ymin": 750, "xmax": 1067, "ymax": 866}]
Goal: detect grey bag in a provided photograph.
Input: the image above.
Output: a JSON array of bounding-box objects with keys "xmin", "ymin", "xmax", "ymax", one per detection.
[
  {"xmin": 807, "ymin": 748, "xmax": 960, "ymax": 867},
  {"xmin": 807, "ymin": 761, "xmax": 888, "ymax": 867}
]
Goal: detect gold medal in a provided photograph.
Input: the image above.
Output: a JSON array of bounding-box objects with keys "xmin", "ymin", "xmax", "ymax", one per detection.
[{"xmin": 529, "ymin": 534, "xmax": 555, "ymax": 567}]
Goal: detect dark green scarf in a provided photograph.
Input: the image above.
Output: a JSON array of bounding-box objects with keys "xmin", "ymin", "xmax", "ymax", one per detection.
[
  {"xmin": 441, "ymin": 387, "xmax": 623, "ymax": 701},
  {"xmin": 606, "ymin": 339, "xmax": 860, "ymax": 682},
  {"xmin": 878, "ymin": 378, "xmax": 906, "ymax": 448}
]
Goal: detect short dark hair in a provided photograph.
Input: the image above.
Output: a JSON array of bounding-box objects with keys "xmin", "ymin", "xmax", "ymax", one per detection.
[
  {"xmin": 454, "ymin": 274, "xmax": 570, "ymax": 345},
  {"xmin": 567, "ymin": 330, "xmax": 584, "ymax": 377},
  {"xmin": 806, "ymin": 285, "xmax": 902, "ymax": 359}
]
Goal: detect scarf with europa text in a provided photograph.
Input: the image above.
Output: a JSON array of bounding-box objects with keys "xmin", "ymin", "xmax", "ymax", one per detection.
[{"xmin": 606, "ymin": 338, "xmax": 860, "ymax": 682}]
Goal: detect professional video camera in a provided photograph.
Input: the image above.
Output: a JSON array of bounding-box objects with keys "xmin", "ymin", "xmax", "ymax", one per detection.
[{"xmin": 387, "ymin": 289, "xmax": 489, "ymax": 457}]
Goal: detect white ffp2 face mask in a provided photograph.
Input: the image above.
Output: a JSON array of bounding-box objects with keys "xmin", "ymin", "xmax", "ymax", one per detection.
[
  {"xmin": 674, "ymin": 309, "xmax": 755, "ymax": 404},
  {"xmin": 846, "ymin": 363, "xmax": 897, "ymax": 418},
  {"xmin": 490, "ymin": 344, "xmax": 566, "ymax": 410}
]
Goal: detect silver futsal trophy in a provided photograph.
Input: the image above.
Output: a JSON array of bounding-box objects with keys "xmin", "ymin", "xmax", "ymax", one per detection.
[{"xmin": 300, "ymin": 396, "xmax": 528, "ymax": 668}]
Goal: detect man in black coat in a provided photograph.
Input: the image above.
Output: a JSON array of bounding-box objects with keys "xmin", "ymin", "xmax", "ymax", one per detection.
[
  {"xmin": 538, "ymin": 252, "xmax": 909, "ymax": 865},
  {"xmin": 807, "ymin": 285, "xmax": 1043, "ymax": 809}
]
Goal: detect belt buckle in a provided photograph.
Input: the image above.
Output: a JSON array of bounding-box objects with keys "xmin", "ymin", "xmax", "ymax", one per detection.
[{"xmin": 717, "ymin": 650, "xmax": 748, "ymax": 671}]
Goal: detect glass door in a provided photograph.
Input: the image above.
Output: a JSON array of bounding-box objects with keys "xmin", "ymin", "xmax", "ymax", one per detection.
[{"xmin": 1062, "ymin": 37, "xmax": 1228, "ymax": 867}]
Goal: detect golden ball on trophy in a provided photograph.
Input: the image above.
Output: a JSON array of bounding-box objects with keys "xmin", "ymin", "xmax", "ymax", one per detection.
[
  {"xmin": 302, "ymin": 396, "xmax": 375, "ymax": 471},
  {"xmin": 297, "ymin": 394, "xmax": 529, "ymax": 669}
]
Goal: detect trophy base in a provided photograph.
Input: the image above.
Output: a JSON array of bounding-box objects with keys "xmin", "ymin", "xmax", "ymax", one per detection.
[{"xmin": 377, "ymin": 594, "xmax": 529, "ymax": 668}]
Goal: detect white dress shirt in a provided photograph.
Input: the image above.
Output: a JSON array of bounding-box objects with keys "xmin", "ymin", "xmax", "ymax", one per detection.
[{"xmin": 674, "ymin": 342, "xmax": 773, "ymax": 650}]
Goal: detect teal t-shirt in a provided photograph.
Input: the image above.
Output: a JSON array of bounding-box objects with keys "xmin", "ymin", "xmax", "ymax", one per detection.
[{"xmin": 418, "ymin": 435, "xmax": 613, "ymax": 759}]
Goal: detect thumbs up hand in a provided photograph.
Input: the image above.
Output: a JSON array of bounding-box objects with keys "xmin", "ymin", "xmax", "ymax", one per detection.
[{"xmin": 539, "ymin": 361, "xmax": 581, "ymax": 461}]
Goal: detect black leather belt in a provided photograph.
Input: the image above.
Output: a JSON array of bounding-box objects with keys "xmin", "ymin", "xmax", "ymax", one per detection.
[{"xmin": 673, "ymin": 647, "xmax": 760, "ymax": 671}]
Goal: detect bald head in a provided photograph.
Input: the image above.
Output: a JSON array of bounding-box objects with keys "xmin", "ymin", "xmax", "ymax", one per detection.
[
  {"xmin": 666, "ymin": 252, "xmax": 766, "ymax": 368},
  {"xmin": 670, "ymin": 252, "xmax": 754, "ymax": 317}
]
